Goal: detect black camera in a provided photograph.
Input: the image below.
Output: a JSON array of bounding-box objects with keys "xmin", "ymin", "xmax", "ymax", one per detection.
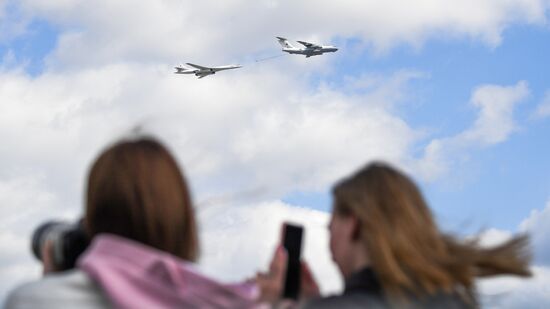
[{"xmin": 31, "ymin": 220, "xmax": 90, "ymax": 271}]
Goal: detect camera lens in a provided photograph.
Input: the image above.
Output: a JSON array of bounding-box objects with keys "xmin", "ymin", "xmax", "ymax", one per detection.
[
  {"xmin": 31, "ymin": 221, "xmax": 63, "ymax": 261},
  {"xmin": 31, "ymin": 220, "xmax": 90, "ymax": 271}
]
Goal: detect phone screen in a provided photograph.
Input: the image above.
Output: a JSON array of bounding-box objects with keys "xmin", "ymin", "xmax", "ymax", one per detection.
[{"xmin": 282, "ymin": 223, "xmax": 304, "ymax": 300}]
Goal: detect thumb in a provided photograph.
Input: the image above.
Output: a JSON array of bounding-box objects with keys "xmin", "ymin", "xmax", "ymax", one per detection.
[
  {"xmin": 270, "ymin": 245, "xmax": 288, "ymax": 280},
  {"xmin": 42, "ymin": 239, "xmax": 57, "ymax": 275}
]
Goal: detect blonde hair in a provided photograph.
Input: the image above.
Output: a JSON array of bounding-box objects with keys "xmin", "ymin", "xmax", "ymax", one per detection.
[{"xmin": 333, "ymin": 162, "xmax": 531, "ymax": 306}]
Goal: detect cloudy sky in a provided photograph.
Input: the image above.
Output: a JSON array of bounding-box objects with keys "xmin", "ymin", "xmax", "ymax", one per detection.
[{"xmin": 1, "ymin": 0, "xmax": 550, "ymax": 307}]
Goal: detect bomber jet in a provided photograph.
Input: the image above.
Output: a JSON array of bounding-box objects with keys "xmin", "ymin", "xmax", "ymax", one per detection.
[
  {"xmin": 276, "ymin": 37, "xmax": 338, "ymax": 57},
  {"xmin": 174, "ymin": 63, "xmax": 242, "ymax": 79}
]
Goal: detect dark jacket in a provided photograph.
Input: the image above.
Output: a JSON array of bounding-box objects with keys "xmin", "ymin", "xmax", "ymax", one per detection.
[{"xmin": 302, "ymin": 268, "xmax": 474, "ymax": 309}]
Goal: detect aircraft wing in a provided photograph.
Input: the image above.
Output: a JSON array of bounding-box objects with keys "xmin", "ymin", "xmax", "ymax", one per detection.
[
  {"xmin": 186, "ymin": 63, "xmax": 210, "ymax": 70},
  {"xmin": 297, "ymin": 40, "xmax": 321, "ymax": 49}
]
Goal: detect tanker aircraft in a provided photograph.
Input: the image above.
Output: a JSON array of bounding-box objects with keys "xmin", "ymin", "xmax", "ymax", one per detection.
[{"xmin": 276, "ymin": 37, "xmax": 338, "ymax": 57}]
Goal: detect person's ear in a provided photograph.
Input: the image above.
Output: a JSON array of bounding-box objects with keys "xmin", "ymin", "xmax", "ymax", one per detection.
[{"xmin": 351, "ymin": 217, "xmax": 361, "ymax": 242}]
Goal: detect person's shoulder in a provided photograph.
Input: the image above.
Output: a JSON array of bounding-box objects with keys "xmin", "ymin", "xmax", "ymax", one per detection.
[
  {"xmin": 302, "ymin": 292, "xmax": 388, "ymax": 309},
  {"xmin": 301, "ymin": 291, "xmax": 473, "ymax": 309},
  {"xmin": 5, "ymin": 270, "xmax": 110, "ymax": 309},
  {"xmin": 412, "ymin": 292, "xmax": 474, "ymax": 309}
]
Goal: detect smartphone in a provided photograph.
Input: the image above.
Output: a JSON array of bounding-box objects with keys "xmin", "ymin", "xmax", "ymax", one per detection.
[{"xmin": 282, "ymin": 223, "xmax": 304, "ymax": 300}]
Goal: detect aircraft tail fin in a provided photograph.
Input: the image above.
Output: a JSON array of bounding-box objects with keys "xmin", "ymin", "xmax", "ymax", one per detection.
[{"xmin": 276, "ymin": 37, "xmax": 294, "ymax": 49}]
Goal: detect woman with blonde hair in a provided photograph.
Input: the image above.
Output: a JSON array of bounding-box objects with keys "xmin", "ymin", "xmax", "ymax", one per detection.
[{"xmin": 265, "ymin": 161, "xmax": 532, "ymax": 308}]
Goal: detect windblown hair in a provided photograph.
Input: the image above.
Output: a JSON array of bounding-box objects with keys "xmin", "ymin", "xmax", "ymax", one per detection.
[
  {"xmin": 85, "ymin": 137, "xmax": 199, "ymax": 262},
  {"xmin": 333, "ymin": 162, "xmax": 531, "ymax": 307}
]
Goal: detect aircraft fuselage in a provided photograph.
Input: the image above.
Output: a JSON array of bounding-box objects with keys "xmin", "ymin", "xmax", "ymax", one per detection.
[
  {"xmin": 174, "ymin": 63, "xmax": 241, "ymax": 78},
  {"xmin": 282, "ymin": 47, "xmax": 338, "ymax": 57}
]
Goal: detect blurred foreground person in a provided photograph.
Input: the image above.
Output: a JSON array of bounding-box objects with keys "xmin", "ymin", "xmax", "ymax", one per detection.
[
  {"xmin": 6, "ymin": 138, "xmax": 261, "ymax": 308},
  {"xmin": 267, "ymin": 162, "xmax": 532, "ymax": 308}
]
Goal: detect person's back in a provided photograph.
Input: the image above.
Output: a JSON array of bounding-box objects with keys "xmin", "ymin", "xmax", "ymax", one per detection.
[{"xmin": 6, "ymin": 270, "xmax": 109, "ymax": 309}]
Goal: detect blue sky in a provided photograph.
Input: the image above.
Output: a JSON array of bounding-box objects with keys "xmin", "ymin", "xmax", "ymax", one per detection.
[
  {"xmin": 287, "ymin": 25, "xmax": 550, "ymax": 232},
  {"xmin": 2, "ymin": 1, "xmax": 550, "ymax": 307},
  {"xmin": 0, "ymin": 14, "xmax": 57, "ymax": 75}
]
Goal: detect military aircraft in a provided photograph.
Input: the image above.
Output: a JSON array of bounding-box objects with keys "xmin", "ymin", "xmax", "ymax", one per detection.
[
  {"xmin": 174, "ymin": 63, "xmax": 242, "ymax": 79},
  {"xmin": 276, "ymin": 37, "xmax": 338, "ymax": 57}
]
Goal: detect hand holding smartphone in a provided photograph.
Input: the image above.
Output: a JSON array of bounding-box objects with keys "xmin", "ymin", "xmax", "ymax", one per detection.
[{"xmin": 282, "ymin": 223, "xmax": 304, "ymax": 300}]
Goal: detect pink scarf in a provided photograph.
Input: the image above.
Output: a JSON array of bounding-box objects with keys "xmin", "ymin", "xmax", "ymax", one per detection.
[{"xmin": 78, "ymin": 234, "xmax": 263, "ymax": 308}]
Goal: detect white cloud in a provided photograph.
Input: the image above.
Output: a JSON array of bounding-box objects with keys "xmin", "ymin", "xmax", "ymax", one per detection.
[
  {"xmin": 230, "ymin": 75, "xmax": 420, "ymax": 192},
  {"xmin": 416, "ymin": 81, "xmax": 529, "ymax": 180},
  {"xmin": 460, "ymin": 81, "xmax": 530, "ymax": 145},
  {"xmin": 0, "ymin": 232, "xmax": 41, "ymax": 305},
  {"xmin": 197, "ymin": 200, "xmax": 342, "ymax": 295},
  {"xmin": 478, "ymin": 228, "xmax": 513, "ymax": 247},
  {"xmin": 519, "ymin": 200, "xmax": 550, "ymax": 265},
  {"xmin": 0, "ymin": 174, "xmax": 73, "ymax": 303},
  {"xmin": 0, "ymin": 63, "xmax": 425, "ymax": 198},
  {"xmin": 468, "ymin": 199, "xmax": 550, "ymax": 308},
  {"xmin": 479, "ymin": 266, "xmax": 550, "ymax": 309},
  {"xmin": 531, "ymin": 91, "xmax": 550, "ymax": 119},
  {"xmin": 0, "ymin": 175, "xmax": 55, "ymax": 230},
  {"xmin": 449, "ymin": 207, "xmax": 550, "ymax": 308},
  {"xmin": 6, "ymin": 0, "xmax": 548, "ymax": 69}
]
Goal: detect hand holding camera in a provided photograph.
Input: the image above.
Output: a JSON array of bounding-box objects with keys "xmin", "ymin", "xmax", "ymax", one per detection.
[{"xmin": 31, "ymin": 220, "xmax": 90, "ymax": 273}]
